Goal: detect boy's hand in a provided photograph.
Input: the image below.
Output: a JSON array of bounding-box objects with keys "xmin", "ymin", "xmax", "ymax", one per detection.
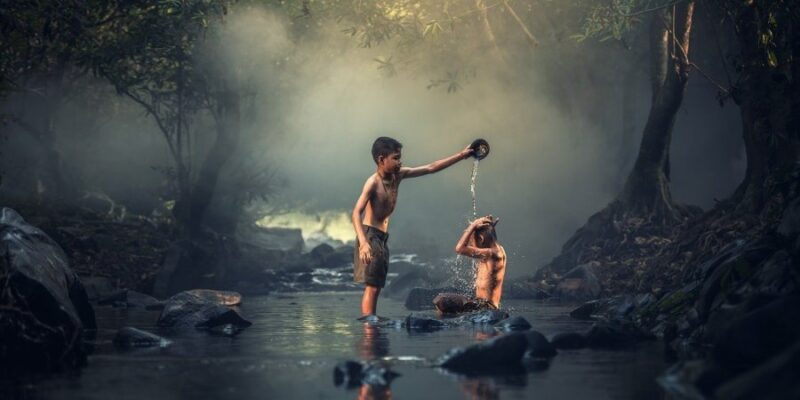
[
  {"xmin": 471, "ymin": 215, "xmax": 493, "ymax": 227},
  {"xmin": 359, "ymin": 242, "xmax": 372, "ymax": 265},
  {"xmin": 462, "ymin": 145, "xmax": 474, "ymax": 159}
]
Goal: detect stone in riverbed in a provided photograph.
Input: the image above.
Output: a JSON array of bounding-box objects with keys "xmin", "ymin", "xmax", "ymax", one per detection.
[{"xmin": 156, "ymin": 289, "xmax": 251, "ymax": 330}]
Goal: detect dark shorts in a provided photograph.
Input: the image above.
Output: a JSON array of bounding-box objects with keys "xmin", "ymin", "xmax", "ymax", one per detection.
[
  {"xmin": 353, "ymin": 226, "xmax": 389, "ymax": 288},
  {"xmin": 433, "ymin": 293, "xmax": 497, "ymax": 314}
]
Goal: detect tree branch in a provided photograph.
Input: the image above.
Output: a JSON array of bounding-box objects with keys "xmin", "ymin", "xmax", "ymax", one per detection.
[
  {"xmin": 502, "ymin": 0, "xmax": 539, "ymax": 47},
  {"xmin": 122, "ymin": 89, "xmax": 179, "ymax": 162}
]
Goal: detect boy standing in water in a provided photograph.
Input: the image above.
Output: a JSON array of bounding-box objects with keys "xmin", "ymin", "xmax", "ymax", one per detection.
[
  {"xmin": 352, "ymin": 137, "xmax": 474, "ymax": 317},
  {"xmin": 435, "ymin": 215, "xmax": 506, "ymax": 313}
]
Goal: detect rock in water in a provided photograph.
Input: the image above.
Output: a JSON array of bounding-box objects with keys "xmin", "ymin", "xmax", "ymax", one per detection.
[
  {"xmin": 494, "ymin": 316, "xmax": 532, "ymax": 332},
  {"xmin": 113, "ymin": 327, "xmax": 170, "ymax": 348},
  {"xmin": 157, "ymin": 289, "xmax": 251, "ymax": 330},
  {"xmin": 524, "ymin": 330, "xmax": 557, "ymax": 358},
  {"xmin": 0, "ymin": 208, "xmax": 96, "ymax": 374},
  {"xmin": 405, "ymin": 313, "xmax": 446, "ymax": 331},
  {"xmin": 451, "ymin": 309, "xmax": 509, "ymax": 325},
  {"xmin": 437, "ymin": 332, "xmax": 529, "ymax": 373}
]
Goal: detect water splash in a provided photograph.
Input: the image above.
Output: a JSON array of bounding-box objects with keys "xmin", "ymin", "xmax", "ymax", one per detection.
[{"xmin": 470, "ymin": 159, "xmax": 480, "ymax": 219}]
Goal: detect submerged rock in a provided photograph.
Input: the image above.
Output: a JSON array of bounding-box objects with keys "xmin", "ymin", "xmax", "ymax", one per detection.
[
  {"xmin": 0, "ymin": 207, "xmax": 96, "ymax": 374},
  {"xmin": 113, "ymin": 327, "xmax": 170, "ymax": 348}
]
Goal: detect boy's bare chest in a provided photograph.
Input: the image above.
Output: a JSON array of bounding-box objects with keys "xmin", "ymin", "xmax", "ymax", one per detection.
[{"xmin": 371, "ymin": 179, "xmax": 399, "ymax": 214}]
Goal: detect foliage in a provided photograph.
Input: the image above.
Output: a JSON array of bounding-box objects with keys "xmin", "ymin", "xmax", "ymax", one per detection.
[{"xmin": 573, "ymin": 0, "xmax": 682, "ymax": 42}]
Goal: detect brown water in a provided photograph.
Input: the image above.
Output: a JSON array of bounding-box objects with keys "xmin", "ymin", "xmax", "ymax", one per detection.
[{"xmin": 10, "ymin": 293, "xmax": 668, "ymax": 399}]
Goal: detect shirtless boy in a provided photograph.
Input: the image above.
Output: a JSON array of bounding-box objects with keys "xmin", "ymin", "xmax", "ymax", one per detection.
[
  {"xmin": 434, "ymin": 215, "xmax": 506, "ymax": 313},
  {"xmin": 352, "ymin": 137, "xmax": 474, "ymax": 316}
]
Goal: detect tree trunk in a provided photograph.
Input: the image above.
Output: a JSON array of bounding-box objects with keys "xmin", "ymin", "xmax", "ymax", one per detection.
[
  {"xmin": 183, "ymin": 86, "xmax": 241, "ymax": 237},
  {"xmin": 730, "ymin": 3, "xmax": 799, "ymax": 212},
  {"xmin": 617, "ymin": 2, "xmax": 696, "ymax": 225}
]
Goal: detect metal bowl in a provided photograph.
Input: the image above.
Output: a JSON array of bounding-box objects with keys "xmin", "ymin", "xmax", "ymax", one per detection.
[{"xmin": 470, "ymin": 138, "xmax": 490, "ymax": 160}]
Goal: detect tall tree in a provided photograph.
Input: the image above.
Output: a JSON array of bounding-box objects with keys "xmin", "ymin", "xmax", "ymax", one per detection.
[
  {"xmin": 718, "ymin": 0, "xmax": 799, "ymax": 213},
  {"xmin": 94, "ymin": 0, "xmax": 238, "ymax": 236}
]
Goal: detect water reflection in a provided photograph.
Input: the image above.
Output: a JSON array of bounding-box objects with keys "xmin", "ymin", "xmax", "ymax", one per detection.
[
  {"xmin": 357, "ymin": 324, "xmax": 390, "ymax": 360},
  {"xmin": 358, "ymin": 383, "xmax": 392, "ymax": 400},
  {"xmin": 356, "ymin": 323, "xmax": 393, "ymax": 399},
  {"xmin": 459, "ymin": 374, "xmax": 528, "ymax": 400}
]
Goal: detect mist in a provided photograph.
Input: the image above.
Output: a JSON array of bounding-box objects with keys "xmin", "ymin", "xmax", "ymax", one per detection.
[{"xmin": 0, "ymin": 4, "xmax": 744, "ymax": 279}]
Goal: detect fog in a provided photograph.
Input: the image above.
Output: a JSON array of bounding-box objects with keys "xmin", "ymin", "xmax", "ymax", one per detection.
[{"xmin": 0, "ymin": 4, "xmax": 744, "ymax": 278}]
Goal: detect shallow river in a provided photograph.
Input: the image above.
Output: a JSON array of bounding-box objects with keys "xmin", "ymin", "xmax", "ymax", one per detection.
[{"xmin": 19, "ymin": 293, "xmax": 667, "ymax": 399}]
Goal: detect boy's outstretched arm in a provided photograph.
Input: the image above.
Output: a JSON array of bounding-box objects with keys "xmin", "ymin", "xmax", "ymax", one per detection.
[
  {"xmin": 352, "ymin": 177, "xmax": 376, "ymax": 265},
  {"xmin": 454, "ymin": 217, "xmax": 496, "ymax": 259},
  {"xmin": 400, "ymin": 146, "xmax": 472, "ymax": 179}
]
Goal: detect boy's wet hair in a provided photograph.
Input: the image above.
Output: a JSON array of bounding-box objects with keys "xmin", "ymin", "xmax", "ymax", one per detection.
[
  {"xmin": 372, "ymin": 137, "xmax": 403, "ymax": 164},
  {"xmin": 475, "ymin": 224, "xmax": 498, "ymax": 242}
]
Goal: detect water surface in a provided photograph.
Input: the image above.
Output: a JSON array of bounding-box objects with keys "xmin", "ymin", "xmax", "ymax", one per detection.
[{"xmin": 22, "ymin": 293, "xmax": 667, "ymax": 399}]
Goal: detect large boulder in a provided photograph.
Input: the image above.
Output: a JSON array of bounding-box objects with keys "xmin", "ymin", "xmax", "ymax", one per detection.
[
  {"xmin": 715, "ymin": 340, "xmax": 800, "ymax": 400},
  {"xmin": 0, "ymin": 208, "xmax": 96, "ymax": 374},
  {"xmin": 157, "ymin": 289, "xmax": 251, "ymax": 331},
  {"xmin": 711, "ymin": 294, "xmax": 800, "ymax": 375}
]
